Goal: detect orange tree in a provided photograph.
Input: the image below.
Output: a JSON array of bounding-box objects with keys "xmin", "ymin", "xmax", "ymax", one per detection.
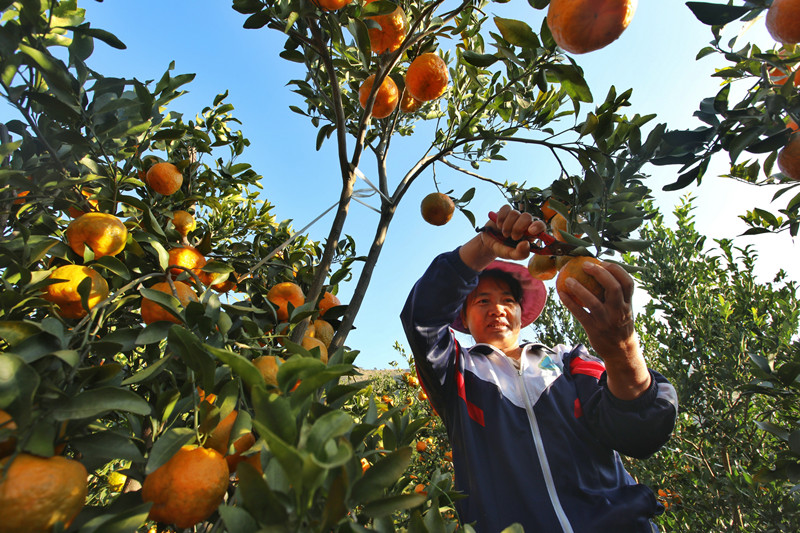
[
  {"xmin": 231, "ymin": 0, "xmax": 665, "ymax": 355},
  {"xmin": 0, "ymin": 2, "xmax": 447, "ymax": 532}
]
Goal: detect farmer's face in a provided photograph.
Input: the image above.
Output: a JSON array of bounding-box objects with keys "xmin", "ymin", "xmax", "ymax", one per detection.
[{"xmin": 463, "ymin": 276, "xmax": 522, "ymax": 351}]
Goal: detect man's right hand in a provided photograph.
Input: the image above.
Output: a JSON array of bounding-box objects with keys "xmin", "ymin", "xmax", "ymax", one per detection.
[{"xmin": 460, "ymin": 205, "xmax": 547, "ymax": 271}]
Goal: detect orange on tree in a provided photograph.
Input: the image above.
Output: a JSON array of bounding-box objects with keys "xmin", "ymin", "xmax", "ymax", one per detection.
[
  {"xmin": 0, "ymin": 453, "xmax": 88, "ymax": 533},
  {"xmin": 254, "ymin": 355, "xmax": 281, "ymax": 387},
  {"xmin": 65, "ymin": 212, "xmax": 128, "ymax": 259},
  {"xmin": 43, "ymin": 264, "xmax": 110, "ymax": 319},
  {"xmin": 556, "ymin": 256, "xmax": 605, "ymax": 308},
  {"xmin": 66, "ymin": 189, "xmax": 99, "ymax": 218},
  {"xmin": 770, "ymin": 67, "xmax": 799, "ymax": 87},
  {"xmin": 778, "ymin": 134, "xmax": 800, "ymax": 181},
  {"xmin": 225, "ymin": 432, "xmax": 257, "ymax": 472},
  {"xmin": 364, "ymin": 0, "xmax": 408, "ymax": 54},
  {"xmin": 203, "ymin": 410, "xmax": 238, "ymax": 455},
  {"xmin": 167, "ymin": 246, "xmax": 206, "ymax": 276},
  {"xmin": 547, "ymin": 0, "xmax": 637, "ymax": 54},
  {"xmin": 400, "ymin": 89, "xmax": 423, "ymax": 113},
  {"xmin": 550, "ymin": 213, "xmax": 575, "ymax": 242},
  {"xmin": 766, "ymin": 0, "xmax": 800, "ymax": 44},
  {"xmin": 145, "ymin": 162, "xmax": 183, "ymax": 196},
  {"xmin": 314, "ymin": 0, "xmax": 352, "ymax": 10},
  {"xmin": 318, "ymin": 291, "xmax": 340, "ymax": 317},
  {"xmin": 302, "ymin": 334, "xmax": 329, "ymax": 364},
  {"xmin": 12, "ymin": 189, "xmax": 29, "ymax": 205},
  {"xmin": 415, "ymin": 440, "xmax": 427, "ymax": 453},
  {"xmin": 199, "ymin": 260, "xmax": 237, "ymax": 293},
  {"xmin": 414, "ymin": 483, "xmax": 427, "ymax": 495},
  {"xmin": 141, "ymin": 445, "xmax": 229, "ymax": 529},
  {"xmin": 171, "ymin": 209, "xmax": 196, "ymax": 236},
  {"xmin": 141, "ymin": 280, "xmax": 198, "ymax": 324},
  {"xmin": 540, "ymin": 199, "xmax": 558, "ymax": 222},
  {"xmin": 405, "ymin": 53, "xmax": 449, "ymax": 102},
  {"xmin": 420, "ymin": 192, "xmax": 455, "ymax": 226},
  {"xmin": 360, "ymin": 457, "xmax": 371, "ymax": 472},
  {"xmin": 0, "ymin": 410, "xmax": 17, "ymax": 459},
  {"xmin": 267, "ymin": 281, "xmax": 305, "ymax": 321},
  {"xmin": 311, "ymin": 318, "xmax": 335, "ymax": 348},
  {"xmin": 528, "ymin": 254, "xmax": 558, "ymax": 281},
  {"xmin": 359, "ymin": 74, "xmax": 400, "ymax": 119}
]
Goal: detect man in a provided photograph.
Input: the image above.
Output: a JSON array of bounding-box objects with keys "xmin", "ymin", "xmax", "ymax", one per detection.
[{"xmin": 401, "ymin": 205, "xmax": 677, "ymax": 532}]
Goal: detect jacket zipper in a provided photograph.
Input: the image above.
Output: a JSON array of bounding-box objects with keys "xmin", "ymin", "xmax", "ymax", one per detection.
[{"xmin": 517, "ymin": 359, "xmax": 575, "ymax": 533}]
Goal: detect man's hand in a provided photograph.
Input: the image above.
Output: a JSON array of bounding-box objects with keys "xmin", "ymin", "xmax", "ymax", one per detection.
[{"xmin": 557, "ymin": 260, "xmax": 651, "ymax": 400}]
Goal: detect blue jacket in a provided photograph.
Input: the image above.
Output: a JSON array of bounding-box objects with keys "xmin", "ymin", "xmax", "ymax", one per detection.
[{"xmin": 400, "ymin": 249, "xmax": 678, "ymax": 533}]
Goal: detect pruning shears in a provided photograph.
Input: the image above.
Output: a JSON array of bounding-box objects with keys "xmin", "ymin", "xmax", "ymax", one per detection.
[{"xmin": 476, "ymin": 211, "xmax": 582, "ymax": 256}]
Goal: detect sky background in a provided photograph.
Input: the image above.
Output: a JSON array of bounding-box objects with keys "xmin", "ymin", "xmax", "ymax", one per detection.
[{"xmin": 13, "ymin": 1, "xmax": 798, "ymax": 369}]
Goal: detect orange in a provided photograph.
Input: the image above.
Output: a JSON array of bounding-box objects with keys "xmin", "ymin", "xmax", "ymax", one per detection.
[
  {"xmin": 66, "ymin": 189, "xmax": 99, "ymax": 218},
  {"xmin": 400, "ymin": 89, "xmax": 423, "ymax": 113},
  {"xmin": 142, "ymin": 445, "xmax": 229, "ymax": 529},
  {"xmin": 302, "ymin": 335, "xmax": 329, "ymax": 364},
  {"xmin": 421, "ymin": 192, "xmax": 455, "ymax": 226},
  {"xmin": 314, "ymin": 0, "xmax": 352, "ymax": 10},
  {"xmin": 778, "ymin": 135, "xmax": 800, "ymax": 181},
  {"xmin": 359, "ymin": 74, "xmax": 400, "ymax": 119},
  {"xmin": 318, "ymin": 291, "xmax": 341, "ymax": 317},
  {"xmin": 406, "ymin": 53, "xmax": 449, "ymax": 102},
  {"xmin": 415, "ymin": 440, "xmax": 427, "ymax": 453},
  {"xmin": 253, "ymin": 355, "xmax": 281, "ymax": 387},
  {"xmin": 766, "ymin": 0, "xmax": 800, "ymax": 44},
  {"xmin": 145, "ymin": 162, "xmax": 183, "ymax": 196},
  {"xmin": 203, "ymin": 410, "xmax": 243, "ymax": 456},
  {"xmin": 414, "ymin": 483, "xmax": 427, "ymax": 495},
  {"xmin": 311, "ymin": 318, "xmax": 335, "ymax": 348},
  {"xmin": 0, "ymin": 410, "xmax": 17, "ymax": 459},
  {"xmin": 770, "ymin": 66, "xmax": 800, "ymax": 87},
  {"xmin": 0, "ymin": 453, "xmax": 88, "ymax": 533},
  {"xmin": 417, "ymin": 389, "xmax": 427, "ymax": 401},
  {"xmin": 65, "ymin": 212, "xmax": 128, "ymax": 259},
  {"xmin": 171, "ymin": 210, "xmax": 196, "ymax": 236},
  {"xmin": 43, "ymin": 264, "xmax": 109, "ymax": 319},
  {"xmin": 528, "ymin": 254, "xmax": 558, "ymax": 281},
  {"xmin": 225, "ymin": 433, "xmax": 257, "ymax": 472},
  {"xmin": 788, "ymin": 119, "xmax": 800, "ymax": 133},
  {"xmin": 551, "ymin": 213, "xmax": 569, "ymax": 242},
  {"xmin": 547, "ymin": 0, "xmax": 637, "ymax": 54},
  {"xmin": 556, "ymin": 256, "xmax": 605, "ymax": 307},
  {"xmin": 540, "ymin": 199, "xmax": 558, "ymax": 222},
  {"xmin": 267, "ymin": 281, "xmax": 305, "ymax": 321},
  {"xmin": 364, "ymin": 0, "xmax": 408, "ymax": 54},
  {"xmin": 13, "ymin": 190, "xmax": 29, "ymax": 205},
  {"xmin": 141, "ymin": 280, "xmax": 198, "ymax": 325},
  {"xmin": 167, "ymin": 246, "xmax": 206, "ymax": 276}
]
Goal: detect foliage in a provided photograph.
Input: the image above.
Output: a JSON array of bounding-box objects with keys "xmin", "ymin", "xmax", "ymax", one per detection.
[
  {"xmin": 652, "ymin": 1, "xmax": 800, "ymax": 235},
  {"xmin": 624, "ymin": 197, "xmax": 800, "ymax": 532},
  {"xmin": 230, "ymin": 0, "xmax": 666, "ymax": 352}
]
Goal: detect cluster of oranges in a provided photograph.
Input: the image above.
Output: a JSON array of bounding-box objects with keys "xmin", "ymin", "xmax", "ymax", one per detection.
[{"xmin": 525, "ymin": 201, "xmax": 606, "ymax": 307}]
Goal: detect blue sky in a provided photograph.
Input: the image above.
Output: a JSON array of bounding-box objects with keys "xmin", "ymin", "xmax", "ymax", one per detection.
[{"xmin": 16, "ymin": 1, "xmax": 798, "ymax": 368}]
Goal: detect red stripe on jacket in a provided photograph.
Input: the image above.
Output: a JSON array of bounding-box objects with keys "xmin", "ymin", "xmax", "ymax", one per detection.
[{"xmin": 570, "ymin": 356, "xmax": 605, "ymax": 380}]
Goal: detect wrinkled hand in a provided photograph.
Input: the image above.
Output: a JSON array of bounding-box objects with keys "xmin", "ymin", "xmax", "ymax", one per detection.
[
  {"xmin": 557, "ymin": 260, "xmax": 651, "ymax": 400},
  {"xmin": 479, "ymin": 205, "xmax": 547, "ymax": 261}
]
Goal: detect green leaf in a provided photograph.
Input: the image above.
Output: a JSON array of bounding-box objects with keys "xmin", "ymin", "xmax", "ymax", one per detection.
[
  {"xmin": 121, "ymin": 352, "xmax": 174, "ymax": 385},
  {"xmin": 218, "ymin": 504, "xmax": 259, "ymax": 533},
  {"xmin": 135, "ymin": 322, "xmax": 174, "ymax": 345},
  {"xmin": 462, "ymin": 51, "xmax": 498, "ymax": 68},
  {"xmin": 168, "ymin": 327, "xmax": 216, "ymax": 393},
  {"xmin": 494, "ymin": 17, "xmax": 540, "ymax": 49},
  {"xmin": 236, "ymin": 461, "xmax": 289, "ymax": 524},
  {"xmin": 251, "ymin": 386, "xmax": 298, "ymax": 446},
  {"xmin": 67, "ymin": 24, "xmax": 127, "ymax": 50},
  {"xmin": 95, "ymin": 255, "xmax": 131, "ymax": 280},
  {"xmin": 53, "ymin": 387, "xmax": 152, "ymax": 421},
  {"xmin": 0, "ymin": 320, "xmax": 42, "ymax": 347},
  {"xmin": 204, "ymin": 343, "xmax": 263, "ymax": 388},
  {"xmin": 527, "ymin": 0, "xmax": 550, "ymax": 9},
  {"xmin": 351, "ymin": 447, "xmax": 413, "ymax": 503},
  {"xmin": 306, "ymin": 410, "xmax": 354, "ymax": 457},
  {"xmin": 146, "ymin": 428, "xmax": 196, "ymax": 474},
  {"xmin": 545, "ymin": 64, "xmax": 592, "ymax": 103},
  {"xmin": 70, "ymin": 430, "xmax": 146, "ymax": 463},
  {"xmin": 0, "ymin": 353, "xmax": 40, "ymax": 411},
  {"xmin": 362, "ymin": 493, "xmax": 428, "ymax": 518},
  {"xmin": 685, "ymin": 2, "xmax": 750, "ymax": 26}
]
